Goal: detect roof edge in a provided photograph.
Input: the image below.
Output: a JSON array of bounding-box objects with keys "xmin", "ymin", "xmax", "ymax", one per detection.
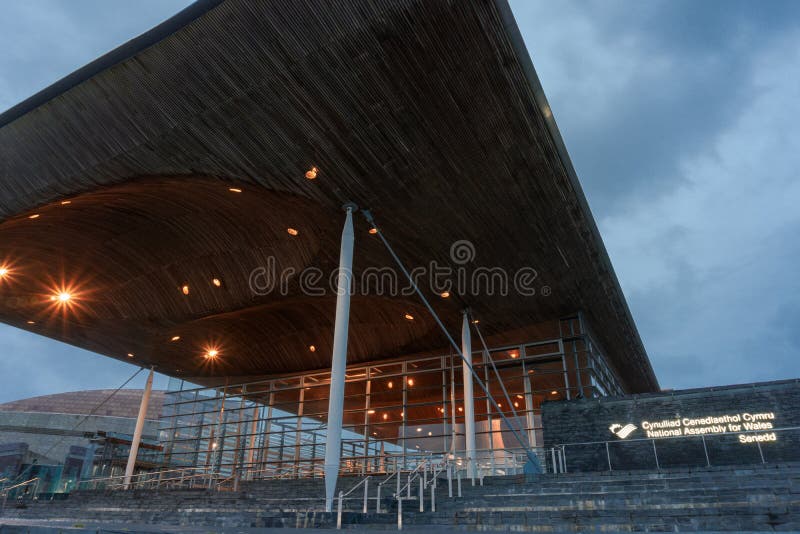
[
  {"xmin": 493, "ymin": 0, "xmax": 659, "ymax": 392},
  {"xmin": 0, "ymin": 0, "xmax": 224, "ymax": 128}
]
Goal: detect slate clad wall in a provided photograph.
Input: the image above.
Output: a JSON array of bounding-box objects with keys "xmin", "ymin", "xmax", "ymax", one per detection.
[{"xmin": 542, "ymin": 379, "xmax": 800, "ymax": 472}]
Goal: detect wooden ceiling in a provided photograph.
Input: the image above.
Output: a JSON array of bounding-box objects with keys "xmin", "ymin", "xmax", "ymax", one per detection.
[{"xmin": 0, "ymin": 0, "xmax": 658, "ymax": 392}]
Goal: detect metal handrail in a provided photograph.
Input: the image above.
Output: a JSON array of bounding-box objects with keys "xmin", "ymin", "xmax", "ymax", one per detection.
[
  {"xmin": 1, "ymin": 477, "xmax": 40, "ymax": 511},
  {"xmin": 336, "ymin": 475, "xmax": 371, "ymax": 529}
]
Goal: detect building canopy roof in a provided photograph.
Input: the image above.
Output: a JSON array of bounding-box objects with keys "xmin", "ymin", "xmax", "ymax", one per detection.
[{"xmin": 0, "ymin": 0, "xmax": 658, "ymax": 392}]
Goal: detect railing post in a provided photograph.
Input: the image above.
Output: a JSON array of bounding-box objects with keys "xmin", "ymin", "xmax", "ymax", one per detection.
[
  {"xmin": 605, "ymin": 442, "xmax": 612, "ymax": 471},
  {"xmin": 407, "ymin": 473, "xmax": 411, "ymax": 499},
  {"xmin": 561, "ymin": 446, "xmax": 567, "ymax": 473},
  {"xmin": 457, "ymin": 468, "xmax": 462, "ymax": 497},
  {"xmin": 376, "ymin": 483, "xmax": 382, "ymax": 514},
  {"xmin": 419, "ymin": 476, "xmax": 424, "ymax": 512},
  {"xmin": 431, "ymin": 479, "xmax": 436, "ymax": 512},
  {"xmin": 363, "ymin": 477, "xmax": 369, "ymax": 514},
  {"xmin": 447, "ymin": 464, "xmax": 453, "ymax": 498},
  {"xmin": 397, "ymin": 495, "xmax": 403, "ymax": 530},
  {"xmin": 652, "ymin": 439, "xmax": 660, "ymax": 470},
  {"xmin": 701, "ymin": 435, "xmax": 711, "ymax": 467},
  {"xmin": 337, "ymin": 490, "xmax": 343, "ymax": 530},
  {"xmin": 551, "ymin": 447, "xmax": 557, "ymax": 473}
]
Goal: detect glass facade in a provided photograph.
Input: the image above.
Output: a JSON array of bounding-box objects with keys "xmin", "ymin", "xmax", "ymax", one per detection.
[{"xmin": 160, "ymin": 315, "xmax": 622, "ymax": 478}]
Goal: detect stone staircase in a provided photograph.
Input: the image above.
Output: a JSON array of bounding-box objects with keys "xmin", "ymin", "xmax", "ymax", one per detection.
[{"xmin": 2, "ymin": 463, "xmax": 799, "ymax": 531}]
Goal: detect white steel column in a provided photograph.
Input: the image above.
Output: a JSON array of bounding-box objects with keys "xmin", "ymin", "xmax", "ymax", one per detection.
[
  {"xmin": 124, "ymin": 366, "xmax": 154, "ymax": 489},
  {"xmin": 324, "ymin": 204, "xmax": 356, "ymax": 512},
  {"xmin": 461, "ymin": 312, "xmax": 477, "ymax": 481}
]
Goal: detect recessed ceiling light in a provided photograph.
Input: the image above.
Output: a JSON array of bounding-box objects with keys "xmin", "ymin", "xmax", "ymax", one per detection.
[
  {"xmin": 305, "ymin": 167, "xmax": 318, "ymax": 180},
  {"xmin": 61, "ymin": 200, "xmax": 71, "ymax": 205},
  {"xmin": 28, "ymin": 214, "xmax": 40, "ymax": 219},
  {"xmin": 181, "ymin": 285, "xmax": 189, "ymax": 295},
  {"xmin": 205, "ymin": 349, "xmax": 219, "ymax": 359},
  {"xmin": 428, "ymin": 431, "xmax": 432, "ymax": 436},
  {"xmin": 57, "ymin": 292, "xmax": 71, "ymax": 302},
  {"xmin": 367, "ymin": 409, "xmax": 376, "ymax": 414},
  {"xmin": 440, "ymin": 291, "xmax": 450, "ymax": 298},
  {"xmin": 369, "ymin": 227, "xmax": 378, "ymax": 235},
  {"xmin": 287, "ymin": 227, "xmax": 299, "ymax": 236},
  {"xmin": 0, "ymin": 267, "xmax": 8, "ymax": 277},
  {"xmin": 127, "ymin": 353, "xmax": 134, "ymax": 358},
  {"xmin": 382, "ymin": 413, "xmax": 388, "ymax": 420},
  {"xmin": 26, "ymin": 320, "xmax": 35, "ymax": 325},
  {"xmin": 309, "ymin": 345, "xmax": 316, "ymax": 352},
  {"xmin": 458, "ymin": 407, "xmax": 463, "ymax": 412},
  {"xmin": 407, "ymin": 378, "xmax": 414, "ymax": 386},
  {"xmin": 211, "ymin": 278, "xmax": 222, "ymax": 287},
  {"xmin": 472, "ymin": 319, "xmax": 480, "ymax": 324},
  {"xmin": 387, "ymin": 381, "xmax": 393, "ymax": 389},
  {"xmin": 228, "ymin": 188, "xmax": 242, "ymax": 193},
  {"xmin": 416, "ymin": 427, "xmax": 422, "ymax": 432},
  {"xmin": 404, "ymin": 313, "xmax": 414, "ymax": 321},
  {"xmin": 551, "ymin": 390, "xmax": 558, "ymax": 395},
  {"xmin": 516, "ymin": 394, "xmax": 524, "ymax": 399},
  {"xmin": 509, "ymin": 351, "xmax": 518, "ymax": 359},
  {"xmin": 171, "ymin": 336, "xmax": 181, "ymax": 342}
]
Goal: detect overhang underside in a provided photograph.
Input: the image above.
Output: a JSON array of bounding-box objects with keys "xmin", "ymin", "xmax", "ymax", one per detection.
[{"xmin": 0, "ymin": 0, "xmax": 658, "ymax": 392}]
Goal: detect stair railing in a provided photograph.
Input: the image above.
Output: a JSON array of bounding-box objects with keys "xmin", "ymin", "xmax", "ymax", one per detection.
[
  {"xmin": 336, "ymin": 475, "xmax": 370, "ymax": 529},
  {"xmin": 0, "ymin": 477, "xmax": 39, "ymax": 512}
]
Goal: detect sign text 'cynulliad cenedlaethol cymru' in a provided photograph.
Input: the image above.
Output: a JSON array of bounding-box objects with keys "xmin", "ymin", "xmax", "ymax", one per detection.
[{"xmin": 639, "ymin": 412, "xmax": 777, "ymax": 443}]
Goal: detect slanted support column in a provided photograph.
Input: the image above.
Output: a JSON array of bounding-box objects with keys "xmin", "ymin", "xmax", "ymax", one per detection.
[
  {"xmin": 324, "ymin": 204, "xmax": 356, "ymax": 512},
  {"xmin": 461, "ymin": 312, "xmax": 477, "ymax": 482},
  {"xmin": 124, "ymin": 366, "xmax": 154, "ymax": 489}
]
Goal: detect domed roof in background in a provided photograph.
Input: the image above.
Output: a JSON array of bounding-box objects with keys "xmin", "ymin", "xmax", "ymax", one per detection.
[{"xmin": 0, "ymin": 389, "xmax": 165, "ymax": 420}]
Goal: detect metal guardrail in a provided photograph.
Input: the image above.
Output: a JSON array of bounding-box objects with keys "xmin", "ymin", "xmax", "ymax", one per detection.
[
  {"xmin": 0, "ymin": 477, "xmax": 40, "ymax": 512},
  {"xmin": 554, "ymin": 426, "xmax": 800, "ymax": 472}
]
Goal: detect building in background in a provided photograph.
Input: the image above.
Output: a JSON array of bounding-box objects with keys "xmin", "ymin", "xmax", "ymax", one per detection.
[{"xmin": 0, "ymin": 390, "xmax": 165, "ymax": 491}]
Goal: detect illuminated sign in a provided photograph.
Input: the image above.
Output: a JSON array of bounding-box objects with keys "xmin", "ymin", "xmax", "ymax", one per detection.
[{"xmin": 609, "ymin": 412, "xmax": 777, "ymax": 444}]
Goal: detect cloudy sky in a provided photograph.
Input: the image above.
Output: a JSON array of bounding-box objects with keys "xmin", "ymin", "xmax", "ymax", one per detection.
[{"xmin": 0, "ymin": 0, "xmax": 798, "ymax": 402}]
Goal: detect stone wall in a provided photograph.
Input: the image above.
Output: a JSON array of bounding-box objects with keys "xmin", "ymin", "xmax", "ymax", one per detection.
[{"xmin": 542, "ymin": 379, "xmax": 800, "ymax": 472}]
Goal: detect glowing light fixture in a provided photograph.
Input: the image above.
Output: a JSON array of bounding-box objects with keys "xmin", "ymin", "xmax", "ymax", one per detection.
[
  {"xmin": 368, "ymin": 227, "xmax": 378, "ymax": 235},
  {"xmin": 458, "ymin": 407, "xmax": 463, "ymax": 412},
  {"xmin": 428, "ymin": 431, "xmax": 432, "ymax": 436},
  {"xmin": 228, "ymin": 187, "xmax": 242, "ymax": 193},
  {"xmin": 205, "ymin": 349, "xmax": 219, "ymax": 359},
  {"xmin": 382, "ymin": 413, "xmax": 388, "ymax": 420},
  {"xmin": 28, "ymin": 214, "xmax": 40, "ymax": 219},
  {"xmin": 171, "ymin": 336, "xmax": 181, "ymax": 342},
  {"xmin": 472, "ymin": 319, "xmax": 480, "ymax": 324},
  {"xmin": 309, "ymin": 345, "xmax": 316, "ymax": 352},
  {"xmin": 127, "ymin": 353, "xmax": 134, "ymax": 358},
  {"xmin": 440, "ymin": 291, "xmax": 450, "ymax": 298},
  {"xmin": 212, "ymin": 278, "xmax": 222, "ymax": 287},
  {"xmin": 387, "ymin": 381, "xmax": 393, "ymax": 389},
  {"xmin": 181, "ymin": 285, "xmax": 190, "ymax": 295},
  {"xmin": 516, "ymin": 394, "xmax": 524, "ymax": 399},
  {"xmin": 0, "ymin": 267, "xmax": 8, "ymax": 278},
  {"xmin": 509, "ymin": 351, "xmax": 519, "ymax": 359},
  {"xmin": 287, "ymin": 227, "xmax": 299, "ymax": 236},
  {"xmin": 367, "ymin": 409, "xmax": 376, "ymax": 415},
  {"xmin": 551, "ymin": 390, "xmax": 558, "ymax": 395},
  {"xmin": 26, "ymin": 321, "xmax": 35, "ymax": 325},
  {"xmin": 407, "ymin": 378, "xmax": 414, "ymax": 386},
  {"xmin": 61, "ymin": 200, "xmax": 71, "ymax": 205},
  {"xmin": 404, "ymin": 313, "xmax": 414, "ymax": 321},
  {"xmin": 305, "ymin": 167, "xmax": 318, "ymax": 180},
  {"xmin": 514, "ymin": 402, "xmax": 519, "ymax": 408},
  {"xmin": 56, "ymin": 292, "xmax": 72, "ymax": 303},
  {"xmin": 416, "ymin": 427, "xmax": 422, "ymax": 432}
]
